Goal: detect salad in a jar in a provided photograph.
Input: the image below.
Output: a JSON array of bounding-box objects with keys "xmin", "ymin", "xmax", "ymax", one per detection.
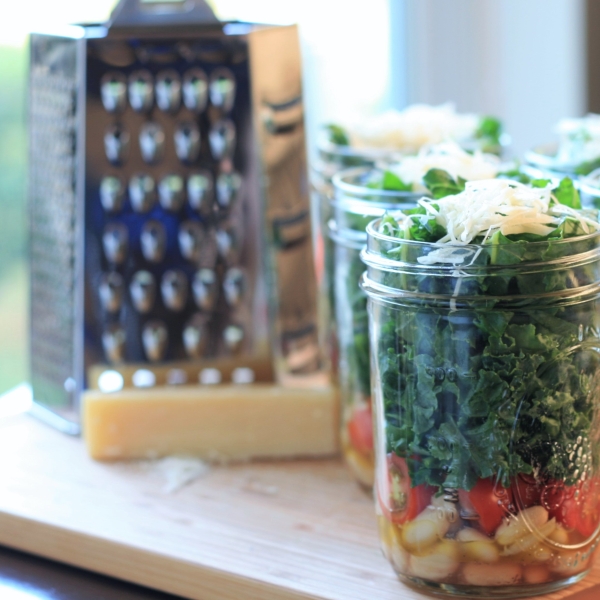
[
  {"xmin": 527, "ymin": 113, "xmax": 600, "ymax": 178},
  {"xmin": 312, "ymin": 106, "xmax": 504, "ymax": 393},
  {"xmin": 322, "ymin": 103, "xmax": 505, "ymax": 159},
  {"xmin": 361, "ymin": 177, "xmax": 600, "ymax": 594},
  {"xmin": 336, "ymin": 142, "xmax": 512, "ymax": 489}
]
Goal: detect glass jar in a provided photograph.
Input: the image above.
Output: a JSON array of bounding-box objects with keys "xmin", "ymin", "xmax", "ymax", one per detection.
[
  {"xmin": 577, "ymin": 175, "xmax": 600, "ymax": 210},
  {"xmin": 330, "ymin": 169, "xmax": 421, "ymax": 488},
  {"xmin": 311, "ymin": 132, "xmax": 404, "ymax": 376},
  {"xmin": 523, "ymin": 143, "xmax": 577, "ymax": 180},
  {"xmin": 361, "ymin": 219, "xmax": 600, "ymax": 596}
]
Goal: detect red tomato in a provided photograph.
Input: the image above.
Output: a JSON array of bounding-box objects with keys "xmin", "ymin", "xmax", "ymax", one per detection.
[
  {"xmin": 347, "ymin": 404, "xmax": 373, "ymax": 457},
  {"xmin": 549, "ymin": 485, "xmax": 579, "ymax": 531},
  {"xmin": 378, "ymin": 454, "xmax": 435, "ymax": 524},
  {"xmin": 576, "ymin": 494, "xmax": 600, "ymax": 538},
  {"xmin": 458, "ymin": 477, "xmax": 513, "ymax": 535},
  {"xmin": 552, "ymin": 479, "xmax": 600, "ymax": 538}
]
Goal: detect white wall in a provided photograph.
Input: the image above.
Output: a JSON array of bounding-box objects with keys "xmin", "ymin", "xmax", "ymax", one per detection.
[{"xmin": 402, "ymin": 0, "xmax": 586, "ymax": 155}]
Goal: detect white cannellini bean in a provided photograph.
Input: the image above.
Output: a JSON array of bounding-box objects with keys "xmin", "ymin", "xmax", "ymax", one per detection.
[
  {"xmin": 501, "ymin": 518, "xmax": 556, "ymax": 556},
  {"xmin": 414, "ymin": 495, "xmax": 457, "ymax": 537},
  {"xmin": 462, "ymin": 562, "xmax": 522, "ymax": 586},
  {"xmin": 462, "ymin": 540, "xmax": 500, "ymax": 563},
  {"xmin": 391, "ymin": 538, "xmax": 410, "ymax": 573},
  {"xmin": 548, "ymin": 524, "xmax": 570, "ymax": 545},
  {"xmin": 384, "ymin": 520, "xmax": 410, "ymax": 573},
  {"xmin": 524, "ymin": 565, "xmax": 550, "ymax": 584},
  {"xmin": 519, "ymin": 544, "xmax": 553, "ymax": 564},
  {"xmin": 495, "ymin": 506, "xmax": 549, "ymax": 546},
  {"xmin": 456, "ymin": 528, "xmax": 491, "ymax": 543},
  {"xmin": 409, "ymin": 541, "xmax": 459, "ymax": 581},
  {"xmin": 401, "ymin": 519, "xmax": 439, "ymax": 553}
]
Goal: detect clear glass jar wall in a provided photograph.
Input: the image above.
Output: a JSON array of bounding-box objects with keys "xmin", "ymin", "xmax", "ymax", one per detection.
[
  {"xmin": 361, "ymin": 221, "xmax": 600, "ymax": 596},
  {"xmin": 311, "ymin": 134, "xmax": 402, "ymax": 377},
  {"xmin": 331, "ymin": 169, "xmax": 422, "ymax": 488}
]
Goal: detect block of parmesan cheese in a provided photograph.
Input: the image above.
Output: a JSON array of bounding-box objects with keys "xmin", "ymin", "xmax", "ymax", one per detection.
[{"xmin": 83, "ymin": 384, "xmax": 339, "ymax": 461}]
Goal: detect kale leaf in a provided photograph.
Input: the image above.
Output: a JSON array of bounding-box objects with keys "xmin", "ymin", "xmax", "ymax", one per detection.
[
  {"xmin": 377, "ymin": 193, "xmax": 600, "ymax": 492},
  {"xmin": 325, "ymin": 123, "xmax": 350, "ymax": 146}
]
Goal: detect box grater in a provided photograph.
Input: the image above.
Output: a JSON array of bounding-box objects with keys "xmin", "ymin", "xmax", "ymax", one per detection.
[{"xmin": 28, "ymin": 0, "xmax": 320, "ymax": 434}]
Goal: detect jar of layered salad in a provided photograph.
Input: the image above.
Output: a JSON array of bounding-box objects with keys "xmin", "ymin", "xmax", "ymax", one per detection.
[
  {"xmin": 330, "ymin": 172, "xmax": 420, "ymax": 488},
  {"xmin": 361, "ymin": 178, "xmax": 600, "ymax": 596},
  {"xmin": 312, "ymin": 104, "xmax": 505, "ymax": 376},
  {"xmin": 577, "ymin": 171, "xmax": 600, "ymax": 209},
  {"xmin": 526, "ymin": 113, "xmax": 600, "ymax": 180},
  {"xmin": 332, "ymin": 142, "xmax": 503, "ymax": 488}
]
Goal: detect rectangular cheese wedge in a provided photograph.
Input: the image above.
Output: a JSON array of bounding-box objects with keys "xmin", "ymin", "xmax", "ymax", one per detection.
[{"xmin": 83, "ymin": 384, "xmax": 339, "ymax": 461}]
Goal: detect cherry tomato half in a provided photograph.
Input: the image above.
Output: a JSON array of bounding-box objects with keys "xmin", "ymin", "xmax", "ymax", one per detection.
[
  {"xmin": 551, "ymin": 478, "xmax": 600, "ymax": 538},
  {"xmin": 577, "ymin": 492, "xmax": 600, "ymax": 537},
  {"xmin": 458, "ymin": 477, "xmax": 513, "ymax": 535},
  {"xmin": 347, "ymin": 403, "xmax": 373, "ymax": 457},
  {"xmin": 378, "ymin": 454, "xmax": 435, "ymax": 524}
]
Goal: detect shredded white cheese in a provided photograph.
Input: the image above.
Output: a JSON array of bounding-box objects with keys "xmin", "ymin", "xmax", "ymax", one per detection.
[
  {"xmin": 347, "ymin": 103, "xmax": 480, "ymax": 151},
  {"xmin": 389, "ymin": 141, "xmax": 500, "ymax": 191},
  {"xmin": 394, "ymin": 179, "xmax": 600, "ymax": 266}
]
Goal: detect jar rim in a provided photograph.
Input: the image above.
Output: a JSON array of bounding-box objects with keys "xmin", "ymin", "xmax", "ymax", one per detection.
[
  {"xmin": 525, "ymin": 142, "xmax": 579, "ymax": 174},
  {"xmin": 363, "ymin": 215, "xmax": 600, "ymax": 273},
  {"xmin": 578, "ymin": 177, "xmax": 600, "ymax": 199},
  {"xmin": 366, "ymin": 215, "xmax": 600, "ymax": 246},
  {"xmin": 317, "ymin": 129, "xmax": 405, "ymax": 162},
  {"xmin": 332, "ymin": 166, "xmax": 425, "ymax": 203},
  {"xmin": 359, "ymin": 268, "xmax": 600, "ymax": 307}
]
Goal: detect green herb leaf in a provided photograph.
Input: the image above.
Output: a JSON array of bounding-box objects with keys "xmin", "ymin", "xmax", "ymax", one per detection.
[
  {"xmin": 380, "ymin": 213, "xmax": 402, "ymax": 237},
  {"xmin": 367, "ymin": 170, "xmax": 413, "ymax": 191},
  {"xmin": 497, "ymin": 166, "xmax": 531, "ymax": 184},
  {"xmin": 552, "ymin": 177, "xmax": 581, "ymax": 209},
  {"xmin": 574, "ymin": 157, "xmax": 600, "ymax": 176},
  {"xmin": 422, "ymin": 168, "xmax": 466, "ymax": 199},
  {"xmin": 475, "ymin": 116, "xmax": 503, "ymax": 146},
  {"xmin": 382, "ymin": 170, "xmax": 412, "ymax": 191},
  {"xmin": 324, "ymin": 123, "xmax": 350, "ymax": 146}
]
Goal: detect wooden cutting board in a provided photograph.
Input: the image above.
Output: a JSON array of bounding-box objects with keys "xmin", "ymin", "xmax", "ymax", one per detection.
[{"xmin": 0, "ymin": 410, "xmax": 600, "ymax": 600}]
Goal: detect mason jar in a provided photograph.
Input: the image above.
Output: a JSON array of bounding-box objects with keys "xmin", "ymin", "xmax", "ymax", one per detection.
[
  {"xmin": 361, "ymin": 218, "xmax": 600, "ymax": 596},
  {"xmin": 577, "ymin": 174, "xmax": 600, "ymax": 210},
  {"xmin": 523, "ymin": 143, "xmax": 577, "ymax": 180},
  {"xmin": 330, "ymin": 169, "xmax": 422, "ymax": 488},
  {"xmin": 311, "ymin": 132, "xmax": 402, "ymax": 377}
]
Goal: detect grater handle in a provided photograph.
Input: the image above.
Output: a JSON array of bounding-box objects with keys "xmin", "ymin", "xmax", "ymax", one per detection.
[{"xmin": 108, "ymin": 0, "xmax": 219, "ymax": 29}]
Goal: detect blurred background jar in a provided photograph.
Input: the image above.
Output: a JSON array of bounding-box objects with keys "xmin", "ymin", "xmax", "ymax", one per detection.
[
  {"xmin": 330, "ymin": 167, "xmax": 423, "ymax": 488},
  {"xmin": 313, "ymin": 106, "xmax": 505, "ymax": 378},
  {"xmin": 330, "ymin": 141, "xmax": 502, "ymax": 488},
  {"xmin": 525, "ymin": 114, "xmax": 600, "ymax": 183}
]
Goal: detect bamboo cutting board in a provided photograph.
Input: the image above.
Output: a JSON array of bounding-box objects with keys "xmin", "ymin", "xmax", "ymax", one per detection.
[{"xmin": 0, "ymin": 411, "xmax": 600, "ymax": 600}]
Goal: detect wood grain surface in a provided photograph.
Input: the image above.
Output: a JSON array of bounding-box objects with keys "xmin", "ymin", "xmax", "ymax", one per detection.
[{"xmin": 0, "ymin": 412, "xmax": 599, "ymax": 600}]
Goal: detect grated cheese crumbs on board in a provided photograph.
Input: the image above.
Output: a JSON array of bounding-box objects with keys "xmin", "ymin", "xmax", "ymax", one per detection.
[{"xmin": 390, "ymin": 141, "xmax": 500, "ymax": 191}]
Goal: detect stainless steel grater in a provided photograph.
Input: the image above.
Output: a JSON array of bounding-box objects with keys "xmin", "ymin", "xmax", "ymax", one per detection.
[{"xmin": 28, "ymin": 0, "xmax": 321, "ymax": 434}]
